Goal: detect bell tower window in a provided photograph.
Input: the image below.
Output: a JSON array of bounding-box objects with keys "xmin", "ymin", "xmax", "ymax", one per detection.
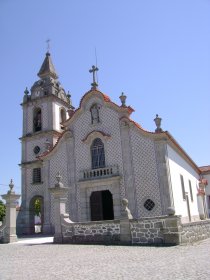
[
  {"xmin": 33, "ymin": 108, "xmax": 42, "ymax": 132},
  {"xmin": 91, "ymin": 138, "xmax": 105, "ymax": 169},
  {"xmin": 60, "ymin": 108, "xmax": 66, "ymax": 129},
  {"xmin": 32, "ymin": 168, "xmax": 41, "ymax": 184}
]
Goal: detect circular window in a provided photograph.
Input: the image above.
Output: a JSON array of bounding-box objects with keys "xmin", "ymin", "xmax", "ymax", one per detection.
[
  {"xmin": 144, "ymin": 199, "xmax": 155, "ymax": 211},
  {"xmin": 33, "ymin": 146, "xmax": 40, "ymax": 155}
]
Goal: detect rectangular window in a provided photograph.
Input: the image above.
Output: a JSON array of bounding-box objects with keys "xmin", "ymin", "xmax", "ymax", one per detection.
[
  {"xmin": 180, "ymin": 175, "xmax": 186, "ymax": 200},
  {"xmin": 33, "ymin": 168, "xmax": 41, "ymax": 183},
  {"xmin": 189, "ymin": 180, "xmax": 193, "ymax": 202}
]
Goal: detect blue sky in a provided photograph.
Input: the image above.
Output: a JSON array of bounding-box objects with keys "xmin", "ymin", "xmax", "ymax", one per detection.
[{"xmin": 0, "ymin": 0, "xmax": 209, "ymax": 194}]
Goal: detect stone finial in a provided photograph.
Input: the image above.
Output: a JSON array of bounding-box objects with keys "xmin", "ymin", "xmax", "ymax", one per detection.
[
  {"xmin": 154, "ymin": 114, "xmax": 163, "ymax": 133},
  {"xmin": 67, "ymin": 91, "xmax": 72, "ymax": 105},
  {"xmin": 119, "ymin": 92, "xmax": 127, "ymax": 107},
  {"xmin": 45, "ymin": 139, "xmax": 51, "ymax": 151},
  {"xmin": 8, "ymin": 179, "xmax": 15, "ymax": 194},
  {"xmin": 24, "ymin": 87, "xmax": 29, "ymax": 95},
  {"xmin": 167, "ymin": 206, "xmax": 175, "ymax": 216},
  {"xmin": 55, "ymin": 172, "xmax": 64, "ymax": 188},
  {"xmin": 122, "ymin": 198, "xmax": 133, "ymax": 219}
]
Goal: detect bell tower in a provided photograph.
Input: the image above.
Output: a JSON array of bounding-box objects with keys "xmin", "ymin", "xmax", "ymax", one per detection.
[{"xmin": 18, "ymin": 52, "xmax": 73, "ymax": 235}]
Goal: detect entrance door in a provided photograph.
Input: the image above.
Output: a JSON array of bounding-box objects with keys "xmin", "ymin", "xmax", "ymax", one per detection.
[{"xmin": 90, "ymin": 190, "xmax": 114, "ymax": 221}]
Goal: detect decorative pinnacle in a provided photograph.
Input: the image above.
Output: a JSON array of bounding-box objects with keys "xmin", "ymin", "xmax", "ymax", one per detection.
[
  {"xmin": 45, "ymin": 139, "xmax": 51, "ymax": 151},
  {"xmin": 56, "ymin": 172, "xmax": 62, "ymax": 184},
  {"xmin": 119, "ymin": 92, "xmax": 127, "ymax": 107},
  {"xmin": 154, "ymin": 114, "xmax": 163, "ymax": 133},
  {"xmin": 89, "ymin": 65, "xmax": 98, "ymax": 89},
  {"xmin": 9, "ymin": 179, "xmax": 14, "ymax": 194},
  {"xmin": 24, "ymin": 87, "xmax": 29, "ymax": 95},
  {"xmin": 55, "ymin": 172, "xmax": 64, "ymax": 188}
]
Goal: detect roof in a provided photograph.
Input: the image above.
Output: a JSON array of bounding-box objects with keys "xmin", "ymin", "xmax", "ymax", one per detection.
[
  {"xmin": 199, "ymin": 165, "xmax": 210, "ymax": 174},
  {"xmin": 37, "ymin": 52, "xmax": 58, "ymax": 79}
]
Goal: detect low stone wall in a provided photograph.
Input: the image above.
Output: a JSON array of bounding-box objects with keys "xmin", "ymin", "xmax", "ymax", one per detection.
[
  {"xmin": 130, "ymin": 217, "xmax": 165, "ymax": 245},
  {"xmin": 180, "ymin": 220, "xmax": 210, "ymax": 244},
  {"xmin": 57, "ymin": 214, "xmax": 210, "ymax": 246},
  {"xmin": 62, "ymin": 220, "xmax": 120, "ymax": 244}
]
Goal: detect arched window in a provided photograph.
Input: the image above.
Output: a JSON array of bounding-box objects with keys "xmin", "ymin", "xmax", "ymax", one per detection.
[
  {"xmin": 33, "ymin": 108, "xmax": 42, "ymax": 132},
  {"xmin": 60, "ymin": 108, "xmax": 66, "ymax": 129},
  {"xmin": 91, "ymin": 138, "xmax": 105, "ymax": 169}
]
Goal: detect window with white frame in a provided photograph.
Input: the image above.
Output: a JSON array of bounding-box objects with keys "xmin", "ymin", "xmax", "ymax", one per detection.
[{"xmin": 91, "ymin": 138, "xmax": 105, "ymax": 169}]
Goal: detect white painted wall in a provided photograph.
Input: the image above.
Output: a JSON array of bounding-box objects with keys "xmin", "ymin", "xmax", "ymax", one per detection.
[
  {"xmin": 53, "ymin": 103, "xmax": 61, "ymax": 131},
  {"xmin": 167, "ymin": 144, "xmax": 200, "ymax": 222}
]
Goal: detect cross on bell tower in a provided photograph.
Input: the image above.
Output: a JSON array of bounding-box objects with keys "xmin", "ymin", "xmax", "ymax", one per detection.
[
  {"xmin": 89, "ymin": 65, "xmax": 99, "ymax": 89},
  {"xmin": 46, "ymin": 39, "xmax": 51, "ymax": 53}
]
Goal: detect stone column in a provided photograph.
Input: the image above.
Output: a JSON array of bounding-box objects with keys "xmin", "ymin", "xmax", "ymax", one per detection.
[
  {"xmin": 1, "ymin": 180, "xmax": 21, "ymax": 243},
  {"xmin": 49, "ymin": 173, "xmax": 69, "ymax": 243},
  {"xmin": 154, "ymin": 138, "xmax": 174, "ymax": 214}
]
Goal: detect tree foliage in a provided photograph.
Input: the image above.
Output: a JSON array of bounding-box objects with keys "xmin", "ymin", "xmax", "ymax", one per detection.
[
  {"xmin": 34, "ymin": 198, "xmax": 41, "ymax": 217},
  {"xmin": 0, "ymin": 200, "xmax": 6, "ymax": 222}
]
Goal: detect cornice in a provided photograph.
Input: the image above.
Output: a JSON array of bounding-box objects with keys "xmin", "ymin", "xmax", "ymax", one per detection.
[
  {"xmin": 20, "ymin": 129, "xmax": 61, "ymax": 141},
  {"xmin": 21, "ymin": 94, "xmax": 70, "ymax": 108}
]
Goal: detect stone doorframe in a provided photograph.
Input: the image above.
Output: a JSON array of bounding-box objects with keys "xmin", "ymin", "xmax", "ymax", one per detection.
[{"xmin": 79, "ymin": 176, "xmax": 121, "ymax": 222}]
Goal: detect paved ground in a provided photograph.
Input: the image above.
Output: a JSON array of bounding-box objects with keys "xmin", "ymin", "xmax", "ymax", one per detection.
[{"xmin": 0, "ymin": 236, "xmax": 210, "ymax": 280}]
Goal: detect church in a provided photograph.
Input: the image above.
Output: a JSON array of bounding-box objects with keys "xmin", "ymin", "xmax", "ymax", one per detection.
[{"xmin": 17, "ymin": 52, "xmax": 210, "ymax": 235}]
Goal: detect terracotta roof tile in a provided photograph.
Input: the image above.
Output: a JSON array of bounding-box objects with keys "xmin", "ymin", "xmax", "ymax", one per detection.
[{"xmin": 199, "ymin": 165, "xmax": 210, "ymax": 173}]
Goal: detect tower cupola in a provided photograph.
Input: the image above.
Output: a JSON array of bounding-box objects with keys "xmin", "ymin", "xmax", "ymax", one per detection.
[{"xmin": 37, "ymin": 52, "xmax": 58, "ymax": 79}]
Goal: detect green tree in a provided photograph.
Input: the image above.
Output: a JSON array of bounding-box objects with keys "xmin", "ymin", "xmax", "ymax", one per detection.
[
  {"xmin": 0, "ymin": 200, "xmax": 6, "ymax": 222},
  {"xmin": 34, "ymin": 198, "xmax": 41, "ymax": 217}
]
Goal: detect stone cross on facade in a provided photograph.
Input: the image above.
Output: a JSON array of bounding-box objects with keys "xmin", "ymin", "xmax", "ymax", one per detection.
[{"xmin": 89, "ymin": 65, "xmax": 99, "ymax": 89}]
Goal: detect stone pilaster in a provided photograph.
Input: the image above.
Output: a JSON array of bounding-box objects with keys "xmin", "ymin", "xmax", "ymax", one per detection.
[
  {"xmin": 49, "ymin": 173, "xmax": 70, "ymax": 243},
  {"xmin": 154, "ymin": 139, "xmax": 174, "ymax": 214}
]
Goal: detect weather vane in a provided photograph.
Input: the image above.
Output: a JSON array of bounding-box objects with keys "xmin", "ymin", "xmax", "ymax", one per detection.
[{"xmin": 46, "ymin": 39, "xmax": 51, "ymax": 53}]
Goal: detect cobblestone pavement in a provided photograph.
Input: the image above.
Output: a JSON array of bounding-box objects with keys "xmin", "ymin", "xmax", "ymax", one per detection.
[{"xmin": 0, "ymin": 237, "xmax": 210, "ymax": 280}]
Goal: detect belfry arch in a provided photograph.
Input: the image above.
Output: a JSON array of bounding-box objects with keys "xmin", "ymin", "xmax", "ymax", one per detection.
[{"xmin": 33, "ymin": 107, "xmax": 42, "ymax": 132}]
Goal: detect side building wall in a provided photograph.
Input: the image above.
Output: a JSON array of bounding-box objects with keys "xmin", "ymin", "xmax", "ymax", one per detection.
[{"xmin": 167, "ymin": 144, "xmax": 200, "ymax": 222}]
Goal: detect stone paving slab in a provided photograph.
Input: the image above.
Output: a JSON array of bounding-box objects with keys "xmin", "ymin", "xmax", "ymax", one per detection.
[{"xmin": 0, "ymin": 237, "xmax": 210, "ymax": 280}]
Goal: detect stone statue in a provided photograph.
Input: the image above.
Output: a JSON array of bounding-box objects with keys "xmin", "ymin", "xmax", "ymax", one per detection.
[{"xmin": 91, "ymin": 104, "xmax": 99, "ymax": 124}]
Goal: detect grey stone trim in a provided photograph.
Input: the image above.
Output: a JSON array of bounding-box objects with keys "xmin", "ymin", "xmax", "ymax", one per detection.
[
  {"xmin": 21, "ymin": 94, "xmax": 70, "ymax": 108},
  {"xmin": 79, "ymin": 177, "xmax": 121, "ymax": 221},
  {"xmin": 120, "ymin": 120, "xmax": 137, "ymax": 217},
  {"xmin": 154, "ymin": 139, "xmax": 174, "ymax": 215},
  {"xmin": 20, "ymin": 129, "xmax": 60, "ymax": 140}
]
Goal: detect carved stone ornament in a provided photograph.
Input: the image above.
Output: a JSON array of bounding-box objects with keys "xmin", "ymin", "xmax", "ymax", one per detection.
[{"xmin": 90, "ymin": 104, "xmax": 100, "ymax": 124}]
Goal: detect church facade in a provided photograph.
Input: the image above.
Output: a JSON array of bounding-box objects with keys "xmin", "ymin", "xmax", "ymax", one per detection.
[{"xmin": 17, "ymin": 52, "xmax": 209, "ymax": 235}]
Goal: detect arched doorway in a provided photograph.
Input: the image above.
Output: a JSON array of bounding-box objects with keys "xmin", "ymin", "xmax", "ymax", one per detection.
[
  {"xmin": 90, "ymin": 190, "xmax": 114, "ymax": 221},
  {"xmin": 29, "ymin": 196, "xmax": 44, "ymax": 234}
]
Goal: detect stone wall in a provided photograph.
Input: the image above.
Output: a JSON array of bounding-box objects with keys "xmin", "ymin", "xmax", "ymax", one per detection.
[
  {"xmin": 62, "ymin": 220, "xmax": 120, "ymax": 244},
  {"xmin": 180, "ymin": 220, "xmax": 210, "ymax": 244},
  {"xmin": 58, "ymin": 215, "xmax": 210, "ymax": 246},
  {"xmin": 130, "ymin": 217, "xmax": 165, "ymax": 245}
]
